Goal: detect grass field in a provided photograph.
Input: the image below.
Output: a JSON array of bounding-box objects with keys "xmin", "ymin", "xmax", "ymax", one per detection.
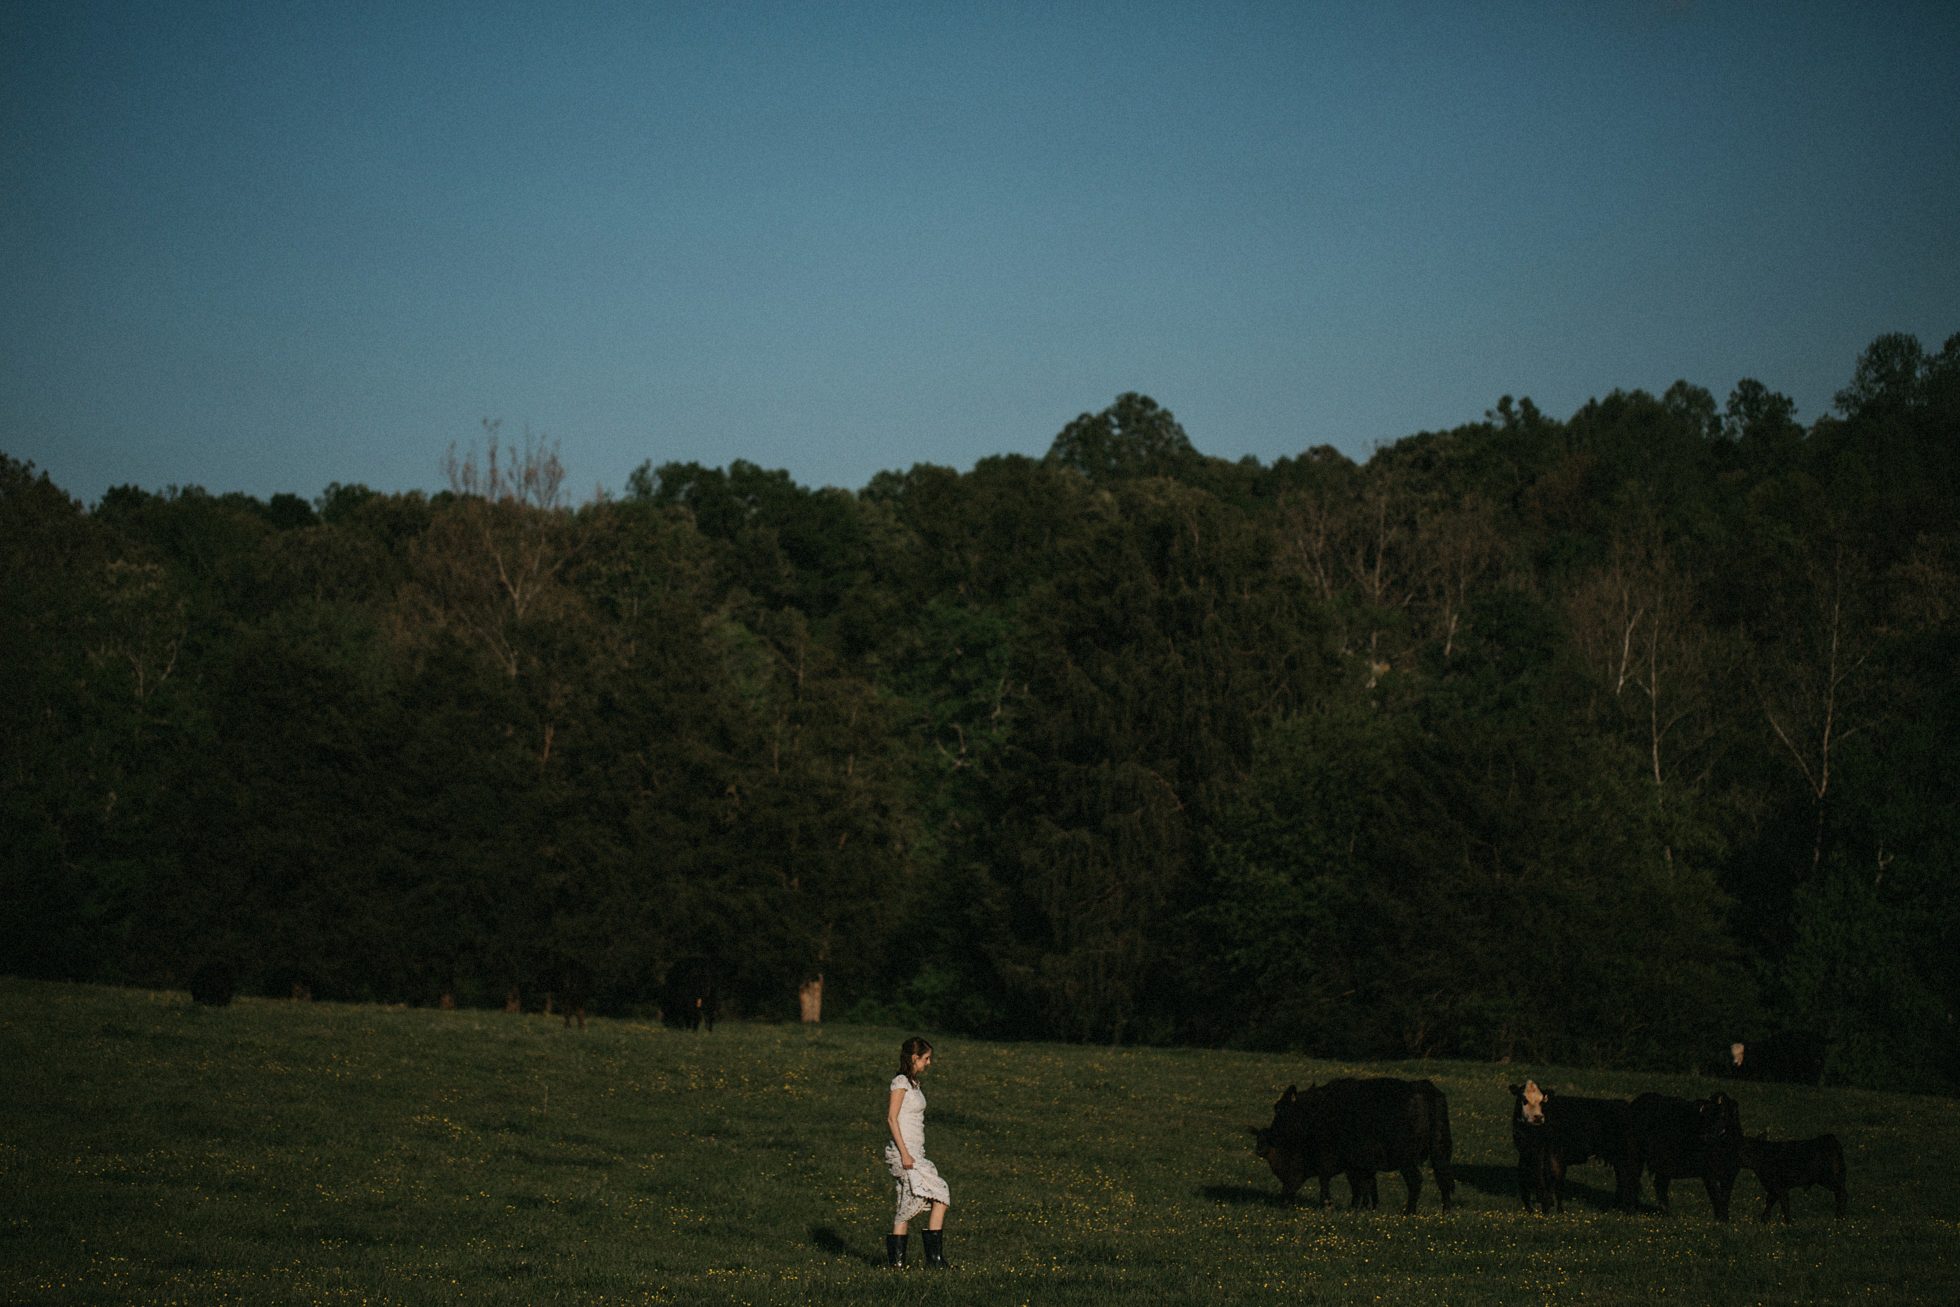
[{"xmin": 3, "ymin": 978, "xmax": 1957, "ymax": 1305}]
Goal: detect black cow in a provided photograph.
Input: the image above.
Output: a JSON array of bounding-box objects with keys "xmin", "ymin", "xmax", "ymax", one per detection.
[
  {"xmin": 1507, "ymin": 1081, "xmax": 1639, "ymax": 1212},
  {"xmin": 1723, "ymin": 1032, "xmax": 1827, "ymax": 1086},
  {"xmin": 1256, "ymin": 1077, "xmax": 1455, "ymax": 1214},
  {"xmin": 661, "ymin": 957, "xmax": 720, "ymax": 1032},
  {"xmin": 1254, "ymin": 1115, "xmax": 1375, "ymax": 1209},
  {"xmin": 1254, "ymin": 1082, "xmax": 1387, "ymax": 1210},
  {"xmin": 1630, "ymin": 1090, "xmax": 1743, "ymax": 1220},
  {"xmin": 1739, "ymin": 1132, "xmax": 1848, "ymax": 1222}
]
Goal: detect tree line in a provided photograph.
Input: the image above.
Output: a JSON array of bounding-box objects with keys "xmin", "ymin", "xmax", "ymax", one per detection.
[{"xmin": 3, "ymin": 334, "xmax": 1956, "ymax": 1090}]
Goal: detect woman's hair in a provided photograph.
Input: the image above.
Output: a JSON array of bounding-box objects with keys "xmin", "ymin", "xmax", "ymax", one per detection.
[{"xmin": 897, "ymin": 1036, "xmax": 933, "ymax": 1085}]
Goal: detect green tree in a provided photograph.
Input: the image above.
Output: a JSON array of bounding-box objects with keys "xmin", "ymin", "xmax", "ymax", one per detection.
[
  {"xmin": 1044, "ymin": 393, "xmax": 1201, "ymax": 484},
  {"xmin": 0, "ymin": 458, "xmax": 127, "ymax": 978},
  {"xmin": 1199, "ymin": 587, "xmax": 1747, "ymax": 1067},
  {"xmin": 979, "ymin": 476, "xmax": 1331, "ymax": 1041},
  {"xmin": 1723, "ymin": 378, "xmax": 1803, "ymax": 473}
]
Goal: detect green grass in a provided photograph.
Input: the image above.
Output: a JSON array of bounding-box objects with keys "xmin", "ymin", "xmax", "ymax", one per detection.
[{"xmin": 3, "ymin": 978, "xmax": 1956, "ymax": 1304}]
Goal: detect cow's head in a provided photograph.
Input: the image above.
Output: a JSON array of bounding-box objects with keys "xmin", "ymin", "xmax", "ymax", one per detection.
[
  {"xmin": 1509, "ymin": 1079, "xmax": 1550, "ymax": 1126},
  {"xmin": 1256, "ymin": 1085, "xmax": 1295, "ymax": 1159},
  {"xmin": 1258, "ymin": 1084, "xmax": 1314, "ymax": 1197},
  {"xmin": 1263, "ymin": 1083, "xmax": 1309, "ymax": 1138},
  {"xmin": 1730, "ymin": 1041, "xmax": 1746, "ymax": 1069},
  {"xmin": 1696, "ymin": 1091, "xmax": 1743, "ymax": 1145}
]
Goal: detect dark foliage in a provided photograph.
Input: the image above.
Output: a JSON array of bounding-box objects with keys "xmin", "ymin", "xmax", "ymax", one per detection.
[
  {"xmin": 188, "ymin": 961, "xmax": 236, "ymax": 1007},
  {"xmin": 2, "ymin": 337, "xmax": 1956, "ymax": 1090}
]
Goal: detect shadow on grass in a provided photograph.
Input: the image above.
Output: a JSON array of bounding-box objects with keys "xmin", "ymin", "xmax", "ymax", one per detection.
[
  {"xmin": 1544, "ymin": 1177, "xmax": 1637, "ymax": 1212},
  {"xmin": 1199, "ymin": 1183, "xmax": 1293, "ymax": 1207},
  {"xmin": 1216, "ymin": 1169, "xmax": 1564, "ymax": 1211},
  {"xmin": 1452, "ymin": 1161, "xmax": 1635, "ymax": 1213},
  {"xmin": 1452, "ymin": 1162, "xmax": 1521, "ymax": 1199},
  {"xmin": 809, "ymin": 1225, "xmax": 882, "ymax": 1266}
]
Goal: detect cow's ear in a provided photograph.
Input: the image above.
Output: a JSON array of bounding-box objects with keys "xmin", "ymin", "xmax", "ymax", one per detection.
[{"xmin": 1508, "ymin": 1084, "xmax": 1522, "ymax": 1096}]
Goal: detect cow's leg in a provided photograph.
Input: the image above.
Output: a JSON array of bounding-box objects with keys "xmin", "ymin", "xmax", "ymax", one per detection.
[
  {"xmin": 1346, "ymin": 1170, "xmax": 1378, "ymax": 1209},
  {"xmin": 1400, "ymin": 1166, "xmax": 1422, "ymax": 1215},
  {"xmin": 1652, "ymin": 1174, "xmax": 1672, "ymax": 1214},
  {"xmin": 1832, "ymin": 1181, "xmax": 1847, "ymax": 1218},
  {"xmin": 1516, "ymin": 1156, "xmax": 1534, "ymax": 1211},
  {"xmin": 1315, "ymin": 1171, "xmax": 1334, "ymax": 1209},
  {"xmin": 1705, "ymin": 1176, "xmax": 1730, "ymax": 1221},
  {"xmin": 1610, "ymin": 1162, "xmax": 1635, "ymax": 1213},
  {"xmin": 1433, "ymin": 1161, "xmax": 1455, "ymax": 1211}
]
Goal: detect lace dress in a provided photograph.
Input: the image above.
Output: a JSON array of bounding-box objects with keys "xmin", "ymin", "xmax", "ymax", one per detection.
[{"xmin": 883, "ymin": 1073, "xmax": 952, "ymax": 1221}]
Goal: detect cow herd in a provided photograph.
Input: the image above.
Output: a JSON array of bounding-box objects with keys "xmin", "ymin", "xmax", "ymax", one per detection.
[{"xmin": 1254, "ymin": 1075, "xmax": 1848, "ymax": 1223}]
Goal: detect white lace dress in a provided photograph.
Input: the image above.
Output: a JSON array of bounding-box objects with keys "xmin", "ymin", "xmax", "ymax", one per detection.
[{"xmin": 883, "ymin": 1073, "xmax": 952, "ymax": 1222}]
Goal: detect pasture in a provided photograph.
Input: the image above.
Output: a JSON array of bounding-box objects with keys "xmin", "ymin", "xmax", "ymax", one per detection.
[{"xmin": 2, "ymin": 978, "xmax": 1955, "ymax": 1305}]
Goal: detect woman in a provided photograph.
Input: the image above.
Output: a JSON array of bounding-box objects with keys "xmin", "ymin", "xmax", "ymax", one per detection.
[{"xmin": 883, "ymin": 1036, "xmax": 951, "ymax": 1268}]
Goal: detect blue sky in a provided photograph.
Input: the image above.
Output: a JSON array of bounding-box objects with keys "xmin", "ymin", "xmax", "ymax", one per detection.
[{"xmin": 4, "ymin": 1, "xmax": 1956, "ymax": 507}]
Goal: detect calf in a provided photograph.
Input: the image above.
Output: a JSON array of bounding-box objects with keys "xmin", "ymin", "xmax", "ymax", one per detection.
[
  {"xmin": 1739, "ymin": 1132, "xmax": 1847, "ymax": 1222},
  {"xmin": 1630, "ymin": 1091, "xmax": 1743, "ymax": 1220},
  {"xmin": 1508, "ymin": 1081, "xmax": 1639, "ymax": 1212},
  {"xmin": 1257, "ymin": 1077, "xmax": 1455, "ymax": 1214}
]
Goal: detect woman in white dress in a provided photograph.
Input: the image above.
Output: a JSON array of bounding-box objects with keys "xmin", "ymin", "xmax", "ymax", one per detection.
[{"xmin": 883, "ymin": 1036, "xmax": 951, "ymax": 1268}]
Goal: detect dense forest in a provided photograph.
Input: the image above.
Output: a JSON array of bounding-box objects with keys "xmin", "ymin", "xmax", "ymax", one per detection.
[{"xmin": 4, "ymin": 331, "xmax": 1956, "ymax": 1090}]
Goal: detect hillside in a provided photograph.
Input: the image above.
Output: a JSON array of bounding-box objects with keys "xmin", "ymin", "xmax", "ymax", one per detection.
[{"xmin": 3, "ymin": 979, "xmax": 1954, "ymax": 1304}]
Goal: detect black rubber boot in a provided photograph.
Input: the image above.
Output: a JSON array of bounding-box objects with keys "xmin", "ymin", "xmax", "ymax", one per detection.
[
  {"xmin": 922, "ymin": 1229, "xmax": 949, "ymax": 1268},
  {"xmin": 885, "ymin": 1233, "xmax": 909, "ymax": 1268}
]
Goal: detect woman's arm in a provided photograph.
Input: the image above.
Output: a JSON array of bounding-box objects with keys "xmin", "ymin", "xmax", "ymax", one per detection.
[{"xmin": 886, "ymin": 1087, "xmax": 914, "ymax": 1168}]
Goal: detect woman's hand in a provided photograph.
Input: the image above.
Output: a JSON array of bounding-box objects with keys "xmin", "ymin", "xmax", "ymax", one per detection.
[{"xmin": 899, "ymin": 1151, "xmax": 916, "ymax": 1170}]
